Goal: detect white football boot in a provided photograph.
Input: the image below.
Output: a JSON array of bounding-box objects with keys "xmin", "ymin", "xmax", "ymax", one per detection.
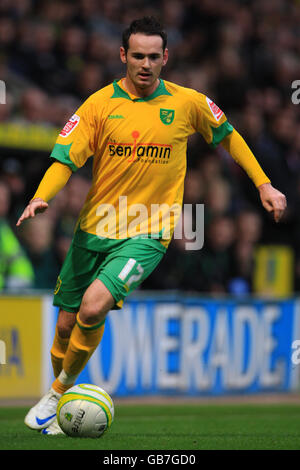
[
  {"xmin": 24, "ymin": 388, "xmax": 62, "ymax": 430},
  {"xmin": 41, "ymin": 418, "xmax": 65, "ymax": 435}
]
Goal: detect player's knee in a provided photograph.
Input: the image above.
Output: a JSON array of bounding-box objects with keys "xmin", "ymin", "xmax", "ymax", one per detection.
[
  {"xmin": 79, "ymin": 280, "xmax": 115, "ymax": 325},
  {"xmin": 56, "ymin": 310, "xmax": 76, "ymax": 338},
  {"xmin": 79, "ymin": 301, "xmax": 109, "ymax": 325}
]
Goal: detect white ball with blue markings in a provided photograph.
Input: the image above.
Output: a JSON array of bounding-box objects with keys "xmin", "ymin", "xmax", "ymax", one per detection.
[{"xmin": 57, "ymin": 383, "xmax": 114, "ymax": 438}]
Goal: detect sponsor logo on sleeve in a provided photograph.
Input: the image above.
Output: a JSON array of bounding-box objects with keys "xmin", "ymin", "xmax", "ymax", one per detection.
[
  {"xmin": 206, "ymin": 97, "xmax": 223, "ymax": 122},
  {"xmin": 59, "ymin": 114, "xmax": 80, "ymax": 137}
]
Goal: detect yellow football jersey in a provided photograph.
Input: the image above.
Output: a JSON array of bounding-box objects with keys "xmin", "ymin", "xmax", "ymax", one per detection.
[{"xmin": 51, "ymin": 79, "xmax": 233, "ymax": 249}]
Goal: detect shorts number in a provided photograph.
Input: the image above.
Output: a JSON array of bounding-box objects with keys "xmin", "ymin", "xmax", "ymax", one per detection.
[{"xmin": 118, "ymin": 258, "xmax": 144, "ymax": 288}]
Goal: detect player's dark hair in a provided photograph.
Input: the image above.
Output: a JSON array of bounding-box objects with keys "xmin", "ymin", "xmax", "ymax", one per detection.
[{"xmin": 122, "ymin": 16, "xmax": 167, "ymax": 54}]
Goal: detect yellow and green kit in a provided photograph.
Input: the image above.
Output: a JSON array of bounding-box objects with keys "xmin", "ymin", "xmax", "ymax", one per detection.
[
  {"xmin": 47, "ymin": 78, "xmax": 269, "ymax": 310},
  {"xmin": 51, "ymin": 78, "xmax": 234, "ymax": 247}
]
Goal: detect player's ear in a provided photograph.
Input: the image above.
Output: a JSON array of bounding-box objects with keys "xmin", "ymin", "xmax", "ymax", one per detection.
[
  {"xmin": 120, "ymin": 47, "xmax": 127, "ymax": 64},
  {"xmin": 162, "ymin": 48, "xmax": 168, "ymax": 67}
]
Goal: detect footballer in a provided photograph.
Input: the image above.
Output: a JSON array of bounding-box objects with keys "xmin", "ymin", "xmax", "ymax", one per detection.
[{"xmin": 16, "ymin": 17, "xmax": 286, "ymax": 434}]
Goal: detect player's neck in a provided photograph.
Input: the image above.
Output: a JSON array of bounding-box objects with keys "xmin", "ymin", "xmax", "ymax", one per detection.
[{"xmin": 122, "ymin": 76, "xmax": 160, "ymax": 98}]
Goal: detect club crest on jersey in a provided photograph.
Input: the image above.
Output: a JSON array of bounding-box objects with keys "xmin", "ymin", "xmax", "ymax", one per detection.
[
  {"xmin": 59, "ymin": 114, "xmax": 80, "ymax": 137},
  {"xmin": 160, "ymin": 109, "xmax": 175, "ymax": 125},
  {"xmin": 206, "ymin": 98, "xmax": 223, "ymax": 122}
]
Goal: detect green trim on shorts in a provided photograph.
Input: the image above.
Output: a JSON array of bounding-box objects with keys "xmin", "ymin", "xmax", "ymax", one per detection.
[{"xmin": 73, "ymin": 226, "xmax": 167, "ymax": 254}]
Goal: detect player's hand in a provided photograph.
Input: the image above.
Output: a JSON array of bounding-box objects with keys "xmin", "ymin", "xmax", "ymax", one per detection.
[
  {"xmin": 258, "ymin": 183, "xmax": 287, "ymax": 223},
  {"xmin": 16, "ymin": 198, "xmax": 49, "ymax": 227}
]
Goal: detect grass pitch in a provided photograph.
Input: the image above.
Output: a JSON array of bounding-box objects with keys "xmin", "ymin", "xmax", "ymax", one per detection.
[{"xmin": 1, "ymin": 403, "xmax": 300, "ymax": 450}]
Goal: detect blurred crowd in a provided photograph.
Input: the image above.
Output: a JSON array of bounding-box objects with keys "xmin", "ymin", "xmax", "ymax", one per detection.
[{"xmin": 0, "ymin": 0, "xmax": 300, "ymax": 295}]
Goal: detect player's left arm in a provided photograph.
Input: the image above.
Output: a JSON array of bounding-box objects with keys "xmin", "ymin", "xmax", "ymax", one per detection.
[{"xmin": 221, "ymin": 128, "xmax": 287, "ymax": 223}]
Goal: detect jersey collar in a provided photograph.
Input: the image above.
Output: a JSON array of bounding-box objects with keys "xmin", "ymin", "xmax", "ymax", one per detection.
[{"xmin": 112, "ymin": 78, "xmax": 172, "ymax": 102}]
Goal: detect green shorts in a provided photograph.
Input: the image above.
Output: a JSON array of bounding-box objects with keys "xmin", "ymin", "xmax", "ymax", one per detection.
[{"xmin": 53, "ymin": 236, "xmax": 165, "ymax": 313}]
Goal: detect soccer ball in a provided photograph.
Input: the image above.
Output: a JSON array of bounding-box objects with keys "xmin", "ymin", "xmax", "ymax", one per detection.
[{"xmin": 57, "ymin": 383, "xmax": 114, "ymax": 438}]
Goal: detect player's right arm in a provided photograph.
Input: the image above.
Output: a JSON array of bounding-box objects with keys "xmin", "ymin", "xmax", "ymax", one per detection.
[
  {"xmin": 16, "ymin": 161, "xmax": 72, "ymax": 226},
  {"xmin": 17, "ymin": 95, "xmax": 96, "ymax": 227}
]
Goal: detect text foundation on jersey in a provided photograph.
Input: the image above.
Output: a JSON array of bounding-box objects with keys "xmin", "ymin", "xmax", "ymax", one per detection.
[{"xmin": 95, "ymin": 196, "xmax": 204, "ymax": 251}]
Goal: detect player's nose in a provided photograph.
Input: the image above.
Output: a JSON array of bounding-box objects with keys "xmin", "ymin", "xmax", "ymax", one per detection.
[{"xmin": 142, "ymin": 57, "xmax": 151, "ymax": 69}]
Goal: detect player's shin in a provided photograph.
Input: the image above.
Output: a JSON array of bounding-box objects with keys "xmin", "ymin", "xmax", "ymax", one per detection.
[
  {"xmin": 50, "ymin": 326, "xmax": 70, "ymax": 378},
  {"xmin": 52, "ymin": 314, "xmax": 105, "ymax": 395}
]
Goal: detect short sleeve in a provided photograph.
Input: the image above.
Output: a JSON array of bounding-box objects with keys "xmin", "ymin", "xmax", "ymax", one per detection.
[
  {"xmin": 50, "ymin": 97, "xmax": 95, "ymax": 171},
  {"xmin": 190, "ymin": 92, "xmax": 233, "ymax": 148}
]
